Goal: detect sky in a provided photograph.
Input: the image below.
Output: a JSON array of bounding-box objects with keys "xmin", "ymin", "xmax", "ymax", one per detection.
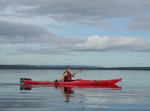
[{"xmin": 0, "ymin": 0, "xmax": 150, "ymax": 67}]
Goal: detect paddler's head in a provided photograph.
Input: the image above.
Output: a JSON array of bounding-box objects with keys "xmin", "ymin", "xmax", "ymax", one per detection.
[{"xmin": 66, "ymin": 66, "xmax": 70, "ymax": 72}]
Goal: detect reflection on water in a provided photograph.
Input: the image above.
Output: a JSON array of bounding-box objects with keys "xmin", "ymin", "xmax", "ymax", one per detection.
[
  {"xmin": 20, "ymin": 84, "xmax": 122, "ymax": 104},
  {"xmin": 0, "ymin": 83, "xmax": 150, "ymax": 111},
  {"xmin": 1, "ymin": 70, "xmax": 150, "ymax": 110},
  {"xmin": 59, "ymin": 86, "xmax": 74, "ymax": 103}
]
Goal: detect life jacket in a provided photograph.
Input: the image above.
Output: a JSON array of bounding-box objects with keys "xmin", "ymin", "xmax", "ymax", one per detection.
[{"xmin": 64, "ymin": 71, "xmax": 72, "ymax": 82}]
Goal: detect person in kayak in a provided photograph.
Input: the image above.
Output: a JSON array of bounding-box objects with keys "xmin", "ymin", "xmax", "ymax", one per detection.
[{"xmin": 58, "ymin": 66, "xmax": 83, "ymax": 82}]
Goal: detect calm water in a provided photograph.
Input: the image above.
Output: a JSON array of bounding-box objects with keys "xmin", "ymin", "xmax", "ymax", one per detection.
[{"xmin": 0, "ymin": 69, "xmax": 150, "ymax": 111}]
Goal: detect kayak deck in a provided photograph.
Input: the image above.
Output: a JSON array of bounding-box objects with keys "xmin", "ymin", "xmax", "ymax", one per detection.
[{"xmin": 22, "ymin": 78, "xmax": 122, "ymax": 85}]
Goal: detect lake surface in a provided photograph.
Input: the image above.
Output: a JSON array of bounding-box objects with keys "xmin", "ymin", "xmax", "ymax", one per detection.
[{"xmin": 0, "ymin": 69, "xmax": 150, "ymax": 111}]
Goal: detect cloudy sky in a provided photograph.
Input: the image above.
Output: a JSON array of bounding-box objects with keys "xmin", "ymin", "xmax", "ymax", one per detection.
[{"xmin": 0, "ymin": 0, "xmax": 150, "ymax": 67}]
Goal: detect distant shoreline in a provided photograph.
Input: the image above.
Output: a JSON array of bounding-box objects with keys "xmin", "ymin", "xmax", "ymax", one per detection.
[{"xmin": 0, "ymin": 65, "xmax": 150, "ymax": 70}]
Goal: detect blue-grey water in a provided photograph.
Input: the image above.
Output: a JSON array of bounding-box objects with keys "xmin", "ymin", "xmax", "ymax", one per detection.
[{"xmin": 0, "ymin": 69, "xmax": 150, "ymax": 111}]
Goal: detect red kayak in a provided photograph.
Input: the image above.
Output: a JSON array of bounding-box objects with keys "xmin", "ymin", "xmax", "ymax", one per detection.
[{"xmin": 21, "ymin": 78, "xmax": 122, "ymax": 85}]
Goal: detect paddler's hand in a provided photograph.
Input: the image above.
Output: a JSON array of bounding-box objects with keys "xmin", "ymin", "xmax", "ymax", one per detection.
[{"xmin": 79, "ymin": 69, "xmax": 83, "ymax": 72}]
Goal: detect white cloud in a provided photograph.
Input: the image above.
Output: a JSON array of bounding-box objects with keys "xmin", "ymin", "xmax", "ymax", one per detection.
[{"xmin": 73, "ymin": 36, "xmax": 150, "ymax": 52}]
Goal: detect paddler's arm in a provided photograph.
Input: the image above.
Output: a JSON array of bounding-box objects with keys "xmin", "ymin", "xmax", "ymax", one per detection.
[
  {"xmin": 58, "ymin": 73, "xmax": 66, "ymax": 82},
  {"xmin": 58, "ymin": 75, "xmax": 64, "ymax": 82}
]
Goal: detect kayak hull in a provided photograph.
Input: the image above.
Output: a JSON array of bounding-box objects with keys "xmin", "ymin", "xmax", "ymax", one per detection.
[{"xmin": 22, "ymin": 78, "xmax": 122, "ymax": 85}]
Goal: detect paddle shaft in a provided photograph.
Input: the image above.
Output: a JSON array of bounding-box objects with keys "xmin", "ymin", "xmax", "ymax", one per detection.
[{"xmin": 73, "ymin": 69, "xmax": 84, "ymax": 76}]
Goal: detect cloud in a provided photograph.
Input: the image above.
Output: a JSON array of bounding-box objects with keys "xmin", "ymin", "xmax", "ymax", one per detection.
[
  {"xmin": 1, "ymin": 1, "xmax": 150, "ymax": 55},
  {"xmin": 17, "ymin": 47, "xmax": 68, "ymax": 55},
  {"xmin": 76, "ymin": 21, "xmax": 112, "ymax": 29},
  {"xmin": 0, "ymin": 0, "xmax": 150, "ymax": 30},
  {"xmin": 14, "ymin": 0, "xmax": 150, "ymax": 19},
  {"xmin": 0, "ymin": 0, "xmax": 10, "ymax": 11},
  {"xmin": 2, "ymin": 35, "xmax": 150, "ymax": 55},
  {"xmin": 127, "ymin": 16, "xmax": 150, "ymax": 31},
  {"xmin": 0, "ymin": 20, "xmax": 84, "ymax": 55},
  {"xmin": 0, "ymin": 21, "xmax": 84, "ymax": 45},
  {"xmin": 46, "ymin": 24, "xmax": 72, "ymax": 32},
  {"xmin": 0, "ymin": 21, "xmax": 50, "ymax": 37},
  {"xmin": 0, "ymin": 20, "xmax": 54, "ymax": 44},
  {"xmin": 71, "ymin": 36, "xmax": 150, "ymax": 52}
]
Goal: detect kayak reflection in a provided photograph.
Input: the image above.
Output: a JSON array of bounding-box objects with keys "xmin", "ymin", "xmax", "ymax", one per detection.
[
  {"xmin": 20, "ymin": 84, "xmax": 122, "ymax": 102},
  {"xmin": 20, "ymin": 84, "xmax": 121, "ymax": 90}
]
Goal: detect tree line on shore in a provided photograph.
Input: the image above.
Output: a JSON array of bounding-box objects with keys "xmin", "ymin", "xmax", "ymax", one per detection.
[{"xmin": 0, "ymin": 65, "xmax": 150, "ymax": 70}]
